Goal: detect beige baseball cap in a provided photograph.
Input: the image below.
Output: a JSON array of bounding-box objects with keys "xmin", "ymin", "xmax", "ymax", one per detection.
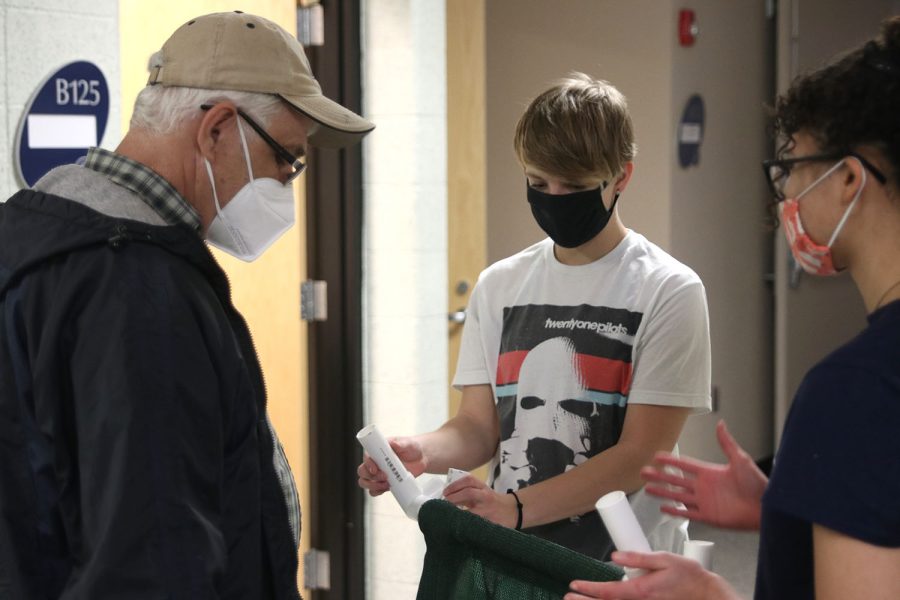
[{"xmin": 147, "ymin": 11, "xmax": 374, "ymax": 148}]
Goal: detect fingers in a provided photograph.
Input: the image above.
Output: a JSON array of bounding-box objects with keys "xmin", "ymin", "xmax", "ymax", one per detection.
[
  {"xmin": 715, "ymin": 419, "xmax": 745, "ymax": 461},
  {"xmin": 444, "ymin": 484, "xmax": 511, "ymax": 526},
  {"xmin": 357, "ymin": 456, "xmax": 385, "ymax": 480},
  {"xmin": 659, "ymin": 504, "xmax": 706, "ymax": 521},
  {"xmin": 566, "ymin": 553, "xmax": 685, "ymax": 600},
  {"xmin": 643, "ymin": 484, "xmax": 696, "ymax": 507},
  {"xmin": 356, "ymin": 472, "xmax": 389, "ymax": 496},
  {"xmin": 356, "ymin": 474, "xmax": 389, "ymax": 495},
  {"xmin": 360, "ymin": 482, "xmax": 389, "ymax": 496},
  {"xmin": 568, "ymin": 579, "xmax": 633, "ymax": 600},
  {"xmin": 388, "ymin": 437, "xmax": 409, "ymax": 453},
  {"xmin": 356, "ymin": 456, "xmax": 389, "ymax": 496},
  {"xmin": 444, "ymin": 476, "xmax": 486, "ymax": 508},
  {"xmin": 611, "ymin": 550, "xmax": 676, "ymax": 571},
  {"xmin": 650, "ymin": 451, "xmax": 717, "ymax": 475},
  {"xmin": 358, "ymin": 455, "xmax": 378, "ymax": 475},
  {"xmin": 640, "ymin": 466, "xmax": 694, "ymax": 490},
  {"xmin": 442, "ymin": 474, "xmax": 482, "ymax": 496},
  {"xmin": 647, "ymin": 494, "xmax": 711, "ymax": 522},
  {"xmin": 389, "ymin": 436, "xmax": 419, "ymax": 460}
]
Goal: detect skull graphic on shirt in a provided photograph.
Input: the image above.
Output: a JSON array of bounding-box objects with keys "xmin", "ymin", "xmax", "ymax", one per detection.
[{"xmin": 493, "ymin": 336, "xmax": 611, "ymax": 491}]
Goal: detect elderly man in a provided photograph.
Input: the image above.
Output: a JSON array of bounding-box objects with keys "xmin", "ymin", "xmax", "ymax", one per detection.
[{"xmin": 0, "ymin": 11, "xmax": 372, "ymax": 599}]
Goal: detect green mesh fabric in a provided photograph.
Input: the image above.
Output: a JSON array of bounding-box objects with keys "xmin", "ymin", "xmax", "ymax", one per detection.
[{"xmin": 416, "ymin": 500, "xmax": 623, "ymax": 600}]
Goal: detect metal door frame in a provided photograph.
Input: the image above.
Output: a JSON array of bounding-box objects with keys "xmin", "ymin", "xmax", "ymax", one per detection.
[{"xmin": 305, "ymin": 0, "xmax": 366, "ymax": 597}]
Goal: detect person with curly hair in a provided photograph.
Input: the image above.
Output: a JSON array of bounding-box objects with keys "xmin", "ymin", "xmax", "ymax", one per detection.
[{"xmin": 567, "ymin": 15, "xmax": 900, "ymax": 600}]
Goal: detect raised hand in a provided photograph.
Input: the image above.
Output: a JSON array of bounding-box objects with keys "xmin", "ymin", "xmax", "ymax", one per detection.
[{"xmin": 641, "ymin": 420, "xmax": 767, "ymax": 531}]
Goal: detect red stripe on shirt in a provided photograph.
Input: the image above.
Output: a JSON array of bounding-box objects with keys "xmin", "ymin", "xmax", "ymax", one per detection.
[
  {"xmin": 496, "ymin": 350, "xmax": 529, "ymax": 386},
  {"xmin": 576, "ymin": 354, "xmax": 633, "ymax": 395},
  {"xmin": 496, "ymin": 350, "xmax": 631, "ymax": 394}
]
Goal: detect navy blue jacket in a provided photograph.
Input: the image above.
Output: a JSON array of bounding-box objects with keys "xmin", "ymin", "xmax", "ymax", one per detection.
[{"xmin": 0, "ymin": 190, "xmax": 300, "ymax": 599}]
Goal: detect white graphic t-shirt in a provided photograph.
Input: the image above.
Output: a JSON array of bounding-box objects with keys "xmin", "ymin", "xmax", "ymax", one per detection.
[{"xmin": 453, "ymin": 231, "xmax": 711, "ymax": 559}]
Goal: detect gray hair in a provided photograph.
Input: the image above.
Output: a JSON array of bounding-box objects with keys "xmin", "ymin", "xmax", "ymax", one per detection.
[{"xmin": 130, "ymin": 51, "xmax": 286, "ymax": 135}]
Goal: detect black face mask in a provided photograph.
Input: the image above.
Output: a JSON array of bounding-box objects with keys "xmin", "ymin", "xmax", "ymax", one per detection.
[{"xmin": 526, "ymin": 181, "xmax": 619, "ymax": 248}]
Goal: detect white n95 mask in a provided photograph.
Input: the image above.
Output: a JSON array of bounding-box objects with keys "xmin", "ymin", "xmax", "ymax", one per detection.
[{"xmin": 204, "ymin": 118, "xmax": 296, "ymax": 262}]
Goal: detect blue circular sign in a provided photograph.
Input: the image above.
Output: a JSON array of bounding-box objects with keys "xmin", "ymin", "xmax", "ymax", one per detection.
[{"xmin": 14, "ymin": 61, "xmax": 110, "ymax": 187}]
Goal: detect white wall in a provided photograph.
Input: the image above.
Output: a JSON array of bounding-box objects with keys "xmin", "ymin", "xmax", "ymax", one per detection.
[
  {"xmin": 0, "ymin": 0, "xmax": 120, "ymax": 199},
  {"xmin": 669, "ymin": 1, "xmax": 773, "ymax": 461},
  {"xmin": 361, "ymin": 1, "xmax": 448, "ymax": 598}
]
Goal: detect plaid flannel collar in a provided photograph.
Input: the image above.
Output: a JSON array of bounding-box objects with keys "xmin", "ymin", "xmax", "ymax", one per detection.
[{"xmin": 83, "ymin": 147, "xmax": 201, "ymax": 231}]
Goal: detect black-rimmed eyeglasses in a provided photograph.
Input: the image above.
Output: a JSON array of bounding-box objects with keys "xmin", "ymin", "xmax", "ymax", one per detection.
[
  {"xmin": 200, "ymin": 104, "xmax": 306, "ymax": 183},
  {"xmin": 762, "ymin": 151, "xmax": 886, "ymax": 202}
]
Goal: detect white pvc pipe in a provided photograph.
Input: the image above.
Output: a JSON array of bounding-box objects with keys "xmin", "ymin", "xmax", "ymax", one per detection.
[
  {"xmin": 356, "ymin": 424, "xmax": 425, "ymax": 519},
  {"xmin": 595, "ymin": 490, "xmax": 651, "ymax": 579}
]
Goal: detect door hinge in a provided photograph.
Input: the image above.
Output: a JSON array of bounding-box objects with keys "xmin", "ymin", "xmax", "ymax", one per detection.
[
  {"xmin": 303, "ymin": 548, "xmax": 331, "ymax": 590},
  {"xmin": 301, "ymin": 280, "xmax": 328, "ymax": 322},
  {"xmin": 296, "ymin": 3, "xmax": 325, "ymax": 47}
]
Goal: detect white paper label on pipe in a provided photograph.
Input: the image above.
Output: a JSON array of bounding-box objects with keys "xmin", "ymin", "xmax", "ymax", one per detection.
[{"xmin": 28, "ymin": 114, "xmax": 97, "ymax": 149}]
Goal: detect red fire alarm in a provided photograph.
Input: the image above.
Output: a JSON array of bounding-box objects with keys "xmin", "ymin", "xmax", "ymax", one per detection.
[{"xmin": 679, "ymin": 9, "xmax": 698, "ymax": 47}]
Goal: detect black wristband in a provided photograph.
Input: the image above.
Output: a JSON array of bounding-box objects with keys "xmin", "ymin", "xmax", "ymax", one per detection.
[{"xmin": 506, "ymin": 489, "xmax": 523, "ymax": 530}]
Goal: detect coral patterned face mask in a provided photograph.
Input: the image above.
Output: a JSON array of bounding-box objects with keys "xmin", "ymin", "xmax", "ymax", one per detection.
[{"xmin": 779, "ymin": 159, "xmax": 866, "ymax": 276}]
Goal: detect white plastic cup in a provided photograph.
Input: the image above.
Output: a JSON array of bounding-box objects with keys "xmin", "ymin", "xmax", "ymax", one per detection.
[
  {"xmin": 682, "ymin": 539, "xmax": 714, "ymax": 571},
  {"xmin": 356, "ymin": 424, "xmax": 424, "ymax": 519},
  {"xmin": 595, "ymin": 490, "xmax": 651, "ymax": 579}
]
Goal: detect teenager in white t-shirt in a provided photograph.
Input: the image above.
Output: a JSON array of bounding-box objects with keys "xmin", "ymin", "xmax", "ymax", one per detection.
[{"xmin": 358, "ymin": 73, "xmax": 712, "ymax": 560}]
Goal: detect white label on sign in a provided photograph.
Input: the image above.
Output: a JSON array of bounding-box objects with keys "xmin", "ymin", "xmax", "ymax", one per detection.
[
  {"xmin": 679, "ymin": 123, "xmax": 702, "ymax": 144},
  {"xmin": 27, "ymin": 114, "xmax": 97, "ymax": 149}
]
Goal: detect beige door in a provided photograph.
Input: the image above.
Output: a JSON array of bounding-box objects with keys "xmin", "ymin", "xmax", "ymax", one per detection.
[
  {"xmin": 773, "ymin": 0, "xmax": 898, "ymax": 446},
  {"xmin": 447, "ymin": 0, "xmax": 488, "ymax": 418}
]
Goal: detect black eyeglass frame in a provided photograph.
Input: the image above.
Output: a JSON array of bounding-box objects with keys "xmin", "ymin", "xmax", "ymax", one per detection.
[
  {"xmin": 762, "ymin": 151, "xmax": 886, "ymax": 202},
  {"xmin": 200, "ymin": 104, "xmax": 306, "ymax": 183}
]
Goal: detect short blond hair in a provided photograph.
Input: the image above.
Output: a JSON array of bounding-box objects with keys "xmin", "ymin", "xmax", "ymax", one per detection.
[{"xmin": 514, "ymin": 73, "xmax": 637, "ymax": 180}]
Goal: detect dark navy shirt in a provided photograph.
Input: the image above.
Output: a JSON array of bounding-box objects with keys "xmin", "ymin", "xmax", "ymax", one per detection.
[{"xmin": 756, "ymin": 300, "xmax": 900, "ymax": 599}]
